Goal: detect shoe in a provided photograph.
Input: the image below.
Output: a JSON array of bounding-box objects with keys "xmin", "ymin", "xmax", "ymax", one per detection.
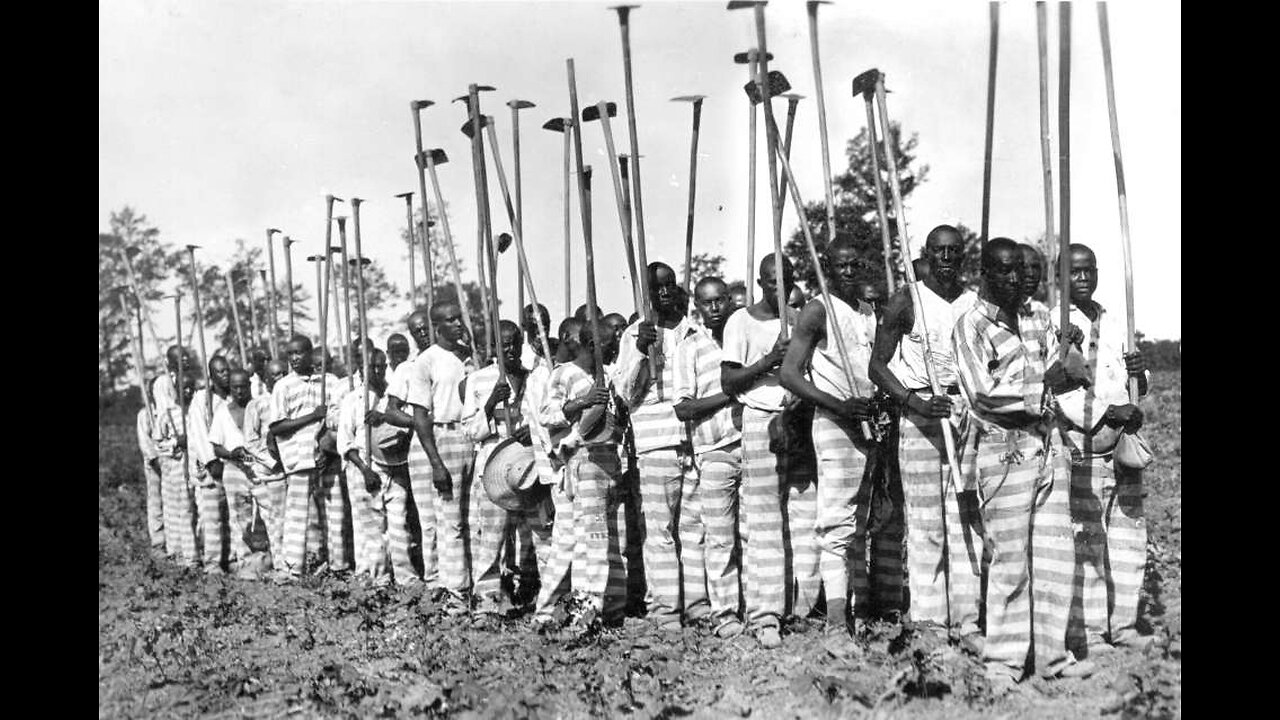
[
  {"xmin": 755, "ymin": 626, "xmax": 782, "ymax": 649},
  {"xmin": 1110, "ymin": 632, "xmax": 1157, "ymax": 652},
  {"xmin": 714, "ymin": 619, "xmax": 746, "ymax": 639},
  {"xmin": 1047, "ymin": 659, "xmax": 1096, "ymax": 680},
  {"xmin": 822, "ymin": 626, "xmax": 864, "ymax": 661}
]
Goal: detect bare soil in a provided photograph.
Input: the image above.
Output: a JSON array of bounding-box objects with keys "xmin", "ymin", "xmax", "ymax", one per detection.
[{"xmin": 98, "ymin": 371, "xmax": 1181, "ymax": 718}]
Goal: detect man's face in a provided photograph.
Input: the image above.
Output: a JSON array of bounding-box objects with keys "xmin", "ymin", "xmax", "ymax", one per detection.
[
  {"xmin": 311, "ymin": 349, "xmax": 328, "ymax": 372},
  {"xmin": 369, "ymin": 354, "xmax": 388, "ymax": 385},
  {"xmin": 597, "ymin": 331, "xmax": 619, "ymax": 366},
  {"xmin": 500, "ymin": 327, "xmax": 524, "ymax": 371},
  {"xmin": 229, "ymin": 374, "xmax": 252, "ymax": 407},
  {"xmin": 266, "ymin": 361, "xmax": 288, "ymax": 391},
  {"xmin": 286, "ymin": 340, "xmax": 312, "ymax": 374},
  {"xmin": 388, "ymin": 342, "xmax": 410, "ymax": 367},
  {"xmin": 434, "ymin": 306, "xmax": 466, "ymax": 345},
  {"xmin": 603, "ymin": 315, "xmax": 628, "ymax": 342},
  {"xmin": 650, "ymin": 266, "xmax": 680, "ymax": 315},
  {"xmin": 758, "ymin": 263, "xmax": 796, "ymax": 314},
  {"xmin": 824, "ymin": 246, "xmax": 860, "ymax": 298},
  {"xmin": 694, "ymin": 283, "xmax": 730, "ymax": 331},
  {"xmin": 924, "ymin": 230, "xmax": 964, "ymax": 284},
  {"xmin": 250, "ymin": 351, "xmax": 268, "ymax": 375},
  {"xmin": 1069, "ymin": 249, "xmax": 1099, "ymax": 305},
  {"xmin": 1020, "ymin": 248, "xmax": 1044, "ymax": 301},
  {"xmin": 408, "ymin": 315, "xmax": 432, "ymax": 349},
  {"xmin": 729, "ymin": 288, "xmax": 747, "ymax": 311},
  {"xmin": 984, "ymin": 247, "xmax": 1024, "ymax": 307},
  {"xmin": 209, "ymin": 360, "xmax": 231, "ymax": 391}
]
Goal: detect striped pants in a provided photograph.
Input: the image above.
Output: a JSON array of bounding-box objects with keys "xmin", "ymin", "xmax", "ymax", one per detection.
[
  {"xmin": 195, "ymin": 470, "xmax": 228, "ymax": 570},
  {"xmin": 220, "ymin": 464, "xmax": 257, "ymax": 564},
  {"xmin": 143, "ymin": 460, "xmax": 166, "ymax": 552},
  {"xmin": 974, "ymin": 427, "xmax": 1074, "ymax": 677},
  {"xmin": 276, "ymin": 470, "xmax": 319, "ymax": 574},
  {"xmin": 637, "ymin": 447, "xmax": 696, "ymax": 624},
  {"xmin": 693, "ymin": 444, "xmax": 744, "ymax": 626},
  {"xmin": 407, "ymin": 426, "xmax": 473, "ymax": 597},
  {"xmin": 740, "ymin": 406, "xmax": 787, "ymax": 628},
  {"xmin": 536, "ymin": 446, "xmax": 629, "ymax": 619},
  {"xmin": 344, "ymin": 463, "xmax": 391, "ymax": 579},
  {"xmin": 158, "ymin": 454, "xmax": 198, "ymax": 567},
  {"xmin": 379, "ymin": 465, "xmax": 419, "ymax": 584},
  {"xmin": 785, "ymin": 461, "xmax": 822, "ymax": 619},
  {"xmin": 1068, "ymin": 457, "xmax": 1146, "ymax": 651},
  {"xmin": 811, "ymin": 411, "xmax": 877, "ymax": 618},
  {"xmin": 899, "ymin": 407, "xmax": 983, "ymax": 633},
  {"xmin": 473, "ymin": 486, "xmax": 553, "ymax": 608},
  {"xmin": 317, "ymin": 461, "xmax": 353, "ymax": 570}
]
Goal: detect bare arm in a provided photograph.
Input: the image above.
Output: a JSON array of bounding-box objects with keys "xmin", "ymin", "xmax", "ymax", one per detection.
[
  {"xmin": 383, "ymin": 395, "xmax": 417, "ymax": 429},
  {"xmin": 673, "ymin": 393, "xmax": 734, "ymax": 422},
  {"xmin": 268, "ymin": 407, "xmax": 325, "ymax": 438},
  {"xmin": 778, "ymin": 300, "xmax": 852, "ymax": 417}
]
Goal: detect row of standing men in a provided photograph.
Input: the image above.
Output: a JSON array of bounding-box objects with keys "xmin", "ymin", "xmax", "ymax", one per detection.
[{"xmin": 134, "ymin": 225, "xmax": 1152, "ymax": 687}]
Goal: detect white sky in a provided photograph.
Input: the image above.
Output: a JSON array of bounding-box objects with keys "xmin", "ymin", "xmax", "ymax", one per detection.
[{"xmin": 100, "ymin": 0, "xmax": 1181, "ymax": 342}]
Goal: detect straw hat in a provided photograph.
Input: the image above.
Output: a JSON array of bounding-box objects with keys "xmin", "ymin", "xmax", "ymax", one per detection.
[{"xmin": 481, "ymin": 437, "xmax": 538, "ymax": 512}]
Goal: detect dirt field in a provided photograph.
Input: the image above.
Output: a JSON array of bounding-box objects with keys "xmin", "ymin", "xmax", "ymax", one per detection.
[{"xmin": 98, "ymin": 371, "xmax": 1181, "ymax": 718}]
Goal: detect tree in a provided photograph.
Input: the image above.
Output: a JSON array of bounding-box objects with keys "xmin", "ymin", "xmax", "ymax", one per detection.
[
  {"xmin": 98, "ymin": 207, "xmax": 185, "ymax": 396},
  {"xmin": 186, "ymin": 239, "xmax": 397, "ymax": 363},
  {"xmin": 782, "ymin": 122, "xmax": 934, "ymax": 295},
  {"xmin": 680, "ymin": 252, "xmax": 731, "ymax": 286}
]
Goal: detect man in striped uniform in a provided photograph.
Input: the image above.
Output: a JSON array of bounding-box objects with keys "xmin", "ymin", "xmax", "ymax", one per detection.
[
  {"xmin": 615, "ymin": 262, "xmax": 701, "ymax": 630},
  {"xmin": 720, "ymin": 253, "xmax": 797, "ymax": 649},
  {"xmin": 384, "ymin": 314, "xmax": 434, "ymax": 588},
  {"xmin": 517, "ymin": 304, "xmax": 559, "ymax": 604},
  {"xmin": 136, "ymin": 378, "xmax": 166, "ymax": 559},
  {"xmin": 673, "ymin": 276, "xmax": 746, "ymax": 638},
  {"xmin": 338, "ymin": 347, "xmax": 409, "ymax": 584},
  {"xmin": 535, "ymin": 322, "xmax": 627, "ymax": 633},
  {"xmin": 188, "ymin": 355, "xmax": 233, "ymax": 574},
  {"xmin": 1053, "ymin": 243, "xmax": 1153, "ymax": 656},
  {"xmin": 208, "ymin": 369, "xmax": 267, "ymax": 572},
  {"xmin": 953, "ymin": 238, "xmax": 1094, "ymax": 689},
  {"xmin": 463, "ymin": 320, "xmax": 549, "ymax": 620},
  {"xmin": 869, "ymin": 225, "xmax": 983, "ymax": 647},
  {"xmin": 779, "ymin": 237, "xmax": 882, "ymax": 660},
  {"xmin": 241, "ymin": 359, "xmax": 287, "ymax": 572},
  {"xmin": 267, "ymin": 335, "xmax": 345, "ymax": 578},
  {"xmin": 406, "ymin": 302, "xmax": 477, "ymax": 611},
  {"xmin": 154, "ymin": 372, "xmax": 199, "ymax": 567}
]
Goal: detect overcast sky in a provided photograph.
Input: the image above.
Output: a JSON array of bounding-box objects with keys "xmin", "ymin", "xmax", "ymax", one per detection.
[{"xmin": 100, "ymin": 0, "xmax": 1181, "ymax": 342}]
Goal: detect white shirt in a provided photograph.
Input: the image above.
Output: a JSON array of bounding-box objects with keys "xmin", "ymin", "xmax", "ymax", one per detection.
[
  {"xmin": 887, "ymin": 281, "xmax": 978, "ymax": 390},
  {"xmin": 1053, "ymin": 301, "xmax": 1149, "ymax": 456},
  {"xmin": 809, "ymin": 295, "xmax": 878, "ymax": 401},
  {"xmin": 721, "ymin": 307, "xmax": 793, "ymax": 412},
  {"xmin": 613, "ymin": 317, "xmax": 694, "ymax": 454},
  {"xmin": 406, "ymin": 344, "xmax": 474, "ymax": 423}
]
